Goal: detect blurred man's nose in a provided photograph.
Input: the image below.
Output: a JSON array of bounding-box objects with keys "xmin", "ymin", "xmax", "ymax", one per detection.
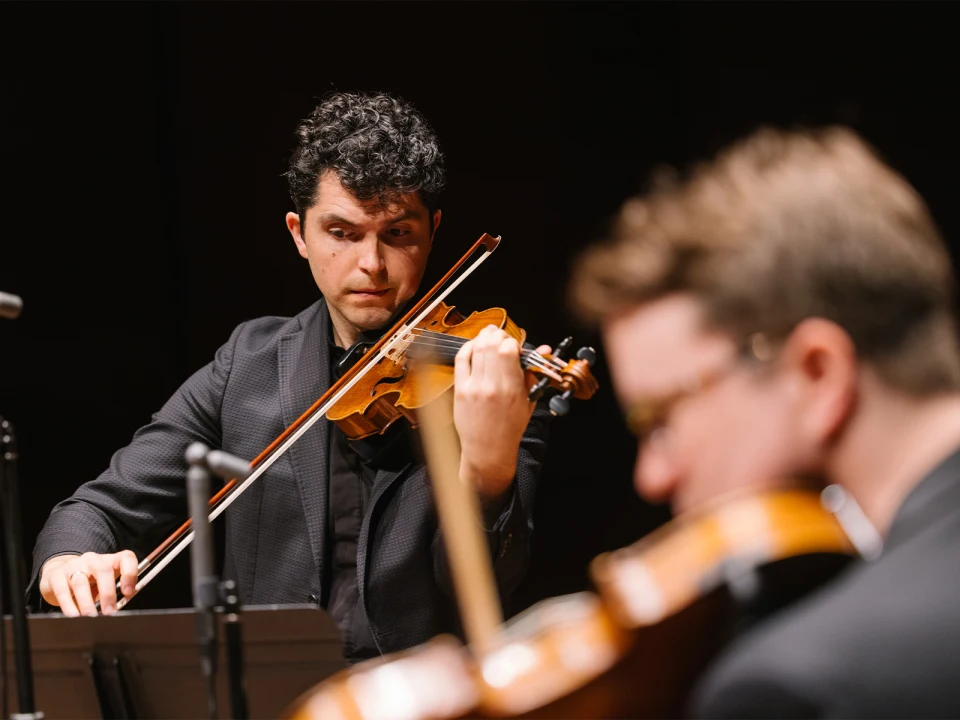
[{"xmin": 634, "ymin": 433, "xmax": 679, "ymax": 504}]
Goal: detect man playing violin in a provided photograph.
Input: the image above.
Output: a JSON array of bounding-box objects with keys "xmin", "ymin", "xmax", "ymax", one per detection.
[
  {"xmin": 30, "ymin": 91, "xmax": 551, "ymax": 664},
  {"xmin": 571, "ymin": 127, "xmax": 960, "ymax": 716}
]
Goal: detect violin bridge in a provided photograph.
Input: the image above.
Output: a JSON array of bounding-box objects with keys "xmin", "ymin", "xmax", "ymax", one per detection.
[{"xmin": 385, "ymin": 327, "xmax": 416, "ymax": 365}]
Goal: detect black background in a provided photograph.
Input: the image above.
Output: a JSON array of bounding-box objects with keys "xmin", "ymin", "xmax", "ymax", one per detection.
[{"xmin": 1, "ymin": 2, "xmax": 958, "ymax": 615}]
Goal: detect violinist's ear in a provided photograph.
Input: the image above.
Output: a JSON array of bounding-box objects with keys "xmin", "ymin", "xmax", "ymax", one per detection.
[
  {"xmin": 430, "ymin": 209, "xmax": 442, "ymax": 244},
  {"xmin": 286, "ymin": 212, "xmax": 308, "ymax": 259},
  {"xmin": 782, "ymin": 318, "xmax": 858, "ymax": 448}
]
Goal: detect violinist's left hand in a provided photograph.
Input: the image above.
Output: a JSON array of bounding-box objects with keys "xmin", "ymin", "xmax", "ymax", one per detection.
[{"xmin": 453, "ymin": 324, "xmax": 550, "ymax": 500}]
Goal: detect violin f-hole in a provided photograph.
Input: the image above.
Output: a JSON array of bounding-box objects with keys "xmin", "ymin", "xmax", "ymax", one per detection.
[{"xmin": 371, "ymin": 368, "xmax": 408, "ymax": 396}]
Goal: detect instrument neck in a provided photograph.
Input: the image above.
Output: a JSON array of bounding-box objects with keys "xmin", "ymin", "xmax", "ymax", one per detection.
[{"xmin": 403, "ymin": 329, "xmax": 545, "ymax": 369}]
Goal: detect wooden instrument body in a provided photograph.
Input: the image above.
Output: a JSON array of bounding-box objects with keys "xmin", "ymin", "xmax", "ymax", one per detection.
[
  {"xmin": 326, "ymin": 303, "xmax": 525, "ymax": 441},
  {"xmin": 493, "ymin": 489, "xmax": 854, "ymax": 717},
  {"xmin": 282, "ymin": 488, "xmax": 856, "ymax": 719},
  {"xmin": 283, "ymin": 636, "xmax": 478, "ymax": 720}
]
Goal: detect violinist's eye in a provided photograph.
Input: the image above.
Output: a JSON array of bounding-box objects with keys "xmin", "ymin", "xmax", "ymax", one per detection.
[
  {"xmin": 389, "ymin": 227, "xmax": 411, "ymax": 238},
  {"xmin": 329, "ymin": 228, "xmax": 348, "ymax": 239}
]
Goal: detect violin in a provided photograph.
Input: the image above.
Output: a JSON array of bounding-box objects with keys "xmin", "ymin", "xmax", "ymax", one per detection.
[
  {"xmin": 284, "ymin": 635, "xmax": 480, "ymax": 720},
  {"xmin": 327, "ymin": 299, "xmax": 598, "ymax": 441},
  {"xmin": 282, "ymin": 381, "xmax": 858, "ymax": 719},
  {"xmin": 112, "ymin": 233, "xmax": 599, "ymax": 608},
  {"xmin": 471, "ymin": 487, "xmax": 856, "ymax": 718}
]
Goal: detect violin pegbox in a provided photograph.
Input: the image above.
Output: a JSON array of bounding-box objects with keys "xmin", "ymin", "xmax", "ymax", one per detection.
[{"xmin": 526, "ymin": 336, "xmax": 599, "ymax": 416}]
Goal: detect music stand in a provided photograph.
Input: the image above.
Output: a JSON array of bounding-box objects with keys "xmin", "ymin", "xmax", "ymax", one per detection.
[{"xmin": 2, "ymin": 605, "xmax": 344, "ymax": 719}]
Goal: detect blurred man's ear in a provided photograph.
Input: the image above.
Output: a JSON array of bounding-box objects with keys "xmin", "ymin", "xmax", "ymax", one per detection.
[{"xmin": 783, "ymin": 318, "xmax": 858, "ymax": 446}]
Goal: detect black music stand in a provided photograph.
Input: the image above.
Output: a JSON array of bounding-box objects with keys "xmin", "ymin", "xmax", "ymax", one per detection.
[{"xmin": 2, "ymin": 605, "xmax": 344, "ymax": 719}]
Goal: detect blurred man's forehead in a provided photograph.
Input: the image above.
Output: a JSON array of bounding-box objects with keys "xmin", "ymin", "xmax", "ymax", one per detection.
[{"xmin": 602, "ymin": 295, "xmax": 736, "ymax": 396}]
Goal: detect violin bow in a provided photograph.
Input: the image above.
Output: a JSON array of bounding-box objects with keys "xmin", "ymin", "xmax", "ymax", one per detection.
[{"xmin": 415, "ymin": 366, "xmax": 504, "ymax": 654}]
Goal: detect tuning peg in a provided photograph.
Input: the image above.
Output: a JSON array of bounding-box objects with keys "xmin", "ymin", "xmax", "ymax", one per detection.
[
  {"xmin": 576, "ymin": 346, "xmax": 596, "ymax": 366},
  {"xmin": 553, "ymin": 336, "xmax": 573, "ymax": 360},
  {"xmin": 528, "ymin": 376, "xmax": 552, "ymax": 403},
  {"xmin": 549, "ymin": 389, "xmax": 573, "ymax": 417}
]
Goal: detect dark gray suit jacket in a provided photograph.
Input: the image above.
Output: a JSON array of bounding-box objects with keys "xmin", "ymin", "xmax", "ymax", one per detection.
[
  {"xmin": 29, "ymin": 299, "xmax": 550, "ymax": 655},
  {"xmin": 689, "ymin": 446, "xmax": 960, "ymax": 719}
]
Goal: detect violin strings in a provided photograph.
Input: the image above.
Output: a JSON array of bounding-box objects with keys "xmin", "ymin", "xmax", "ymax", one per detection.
[
  {"xmin": 399, "ymin": 335, "xmax": 558, "ymax": 373},
  {"xmin": 392, "ymin": 327, "xmax": 568, "ymax": 378},
  {"xmin": 404, "ymin": 341, "xmax": 558, "ymax": 373},
  {"xmin": 398, "ymin": 328, "xmax": 566, "ymax": 373},
  {"xmin": 413, "ymin": 329, "xmax": 568, "ymax": 370}
]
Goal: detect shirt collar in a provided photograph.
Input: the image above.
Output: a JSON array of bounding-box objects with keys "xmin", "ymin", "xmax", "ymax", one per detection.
[{"xmin": 884, "ymin": 443, "xmax": 960, "ymax": 551}]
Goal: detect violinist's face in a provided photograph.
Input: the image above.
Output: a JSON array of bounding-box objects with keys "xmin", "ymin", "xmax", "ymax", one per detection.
[
  {"xmin": 603, "ymin": 294, "xmax": 814, "ymax": 516},
  {"xmin": 286, "ymin": 171, "xmax": 441, "ymax": 347}
]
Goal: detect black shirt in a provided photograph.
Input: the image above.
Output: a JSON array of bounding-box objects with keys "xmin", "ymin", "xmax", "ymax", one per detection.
[
  {"xmin": 326, "ymin": 420, "xmax": 380, "ymax": 662},
  {"xmin": 325, "ymin": 338, "xmax": 384, "ymax": 663},
  {"xmin": 324, "ymin": 328, "xmax": 515, "ymax": 663}
]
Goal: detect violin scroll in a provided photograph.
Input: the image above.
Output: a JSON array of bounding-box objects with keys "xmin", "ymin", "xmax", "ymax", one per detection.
[{"xmin": 527, "ymin": 336, "xmax": 599, "ymax": 416}]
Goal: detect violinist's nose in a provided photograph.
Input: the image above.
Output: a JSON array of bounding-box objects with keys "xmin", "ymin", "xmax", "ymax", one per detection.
[
  {"xmin": 634, "ymin": 428, "xmax": 680, "ymax": 504},
  {"xmin": 357, "ymin": 234, "xmax": 386, "ymax": 275}
]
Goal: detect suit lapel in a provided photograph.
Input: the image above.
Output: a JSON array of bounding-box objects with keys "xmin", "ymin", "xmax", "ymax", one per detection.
[
  {"xmin": 357, "ymin": 462, "xmax": 415, "ymax": 609},
  {"xmin": 278, "ymin": 299, "xmax": 331, "ymax": 591}
]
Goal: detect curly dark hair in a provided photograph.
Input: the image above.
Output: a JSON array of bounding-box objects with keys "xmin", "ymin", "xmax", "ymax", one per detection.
[{"xmin": 285, "ymin": 91, "xmax": 446, "ymax": 217}]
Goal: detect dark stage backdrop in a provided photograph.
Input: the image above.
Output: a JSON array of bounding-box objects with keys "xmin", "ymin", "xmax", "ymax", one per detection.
[{"xmin": 1, "ymin": 2, "xmax": 958, "ymax": 615}]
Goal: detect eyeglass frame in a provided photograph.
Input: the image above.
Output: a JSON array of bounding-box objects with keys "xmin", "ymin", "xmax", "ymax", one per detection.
[{"xmin": 624, "ymin": 332, "xmax": 776, "ymax": 441}]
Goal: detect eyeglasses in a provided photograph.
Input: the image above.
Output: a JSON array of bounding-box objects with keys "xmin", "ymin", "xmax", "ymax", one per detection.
[{"xmin": 624, "ymin": 333, "xmax": 774, "ymax": 441}]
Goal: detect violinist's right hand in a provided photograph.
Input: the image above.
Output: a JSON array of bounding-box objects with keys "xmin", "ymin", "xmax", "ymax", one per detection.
[{"xmin": 39, "ymin": 550, "xmax": 139, "ymax": 617}]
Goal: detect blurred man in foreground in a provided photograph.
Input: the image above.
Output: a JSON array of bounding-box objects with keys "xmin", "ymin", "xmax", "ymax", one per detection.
[{"xmin": 570, "ymin": 127, "xmax": 960, "ymax": 717}]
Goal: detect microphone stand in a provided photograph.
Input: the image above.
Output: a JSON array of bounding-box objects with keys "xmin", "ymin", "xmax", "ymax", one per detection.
[
  {"xmin": 219, "ymin": 579, "xmax": 248, "ymax": 720},
  {"xmin": 0, "ymin": 290, "xmax": 41, "ymax": 720},
  {"xmin": 185, "ymin": 443, "xmax": 250, "ymax": 720},
  {"xmin": 1, "ymin": 420, "xmax": 42, "ymax": 720},
  {"xmin": 186, "ymin": 444, "xmax": 220, "ymax": 720}
]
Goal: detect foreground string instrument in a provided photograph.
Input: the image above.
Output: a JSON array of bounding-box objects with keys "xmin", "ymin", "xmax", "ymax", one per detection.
[
  {"xmin": 476, "ymin": 488, "xmax": 857, "ymax": 718},
  {"xmin": 113, "ymin": 233, "xmax": 598, "ymax": 609},
  {"xmin": 283, "ymin": 399, "xmax": 859, "ymax": 720}
]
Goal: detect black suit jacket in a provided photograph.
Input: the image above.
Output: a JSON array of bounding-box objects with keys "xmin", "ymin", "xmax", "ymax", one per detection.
[
  {"xmin": 29, "ymin": 299, "xmax": 550, "ymax": 655},
  {"xmin": 689, "ymin": 446, "xmax": 960, "ymax": 719}
]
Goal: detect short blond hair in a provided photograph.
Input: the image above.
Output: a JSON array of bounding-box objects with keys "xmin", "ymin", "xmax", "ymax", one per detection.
[{"xmin": 570, "ymin": 127, "xmax": 960, "ymax": 394}]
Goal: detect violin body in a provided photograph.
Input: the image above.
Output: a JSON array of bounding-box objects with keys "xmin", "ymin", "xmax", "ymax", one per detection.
[
  {"xmin": 474, "ymin": 589, "xmax": 726, "ymax": 719},
  {"xmin": 326, "ymin": 301, "xmax": 524, "ymax": 440},
  {"xmin": 472, "ymin": 592, "xmax": 634, "ymax": 718},
  {"xmin": 282, "ymin": 488, "xmax": 857, "ymax": 719},
  {"xmin": 536, "ymin": 488, "xmax": 856, "ymax": 718},
  {"xmin": 283, "ymin": 636, "xmax": 479, "ymax": 720},
  {"xmin": 327, "ymin": 303, "xmax": 568, "ymax": 440}
]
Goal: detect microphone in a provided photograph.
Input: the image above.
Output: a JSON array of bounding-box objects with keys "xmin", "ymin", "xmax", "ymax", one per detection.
[
  {"xmin": 185, "ymin": 442, "xmax": 220, "ymax": 720},
  {"xmin": 184, "ymin": 442, "xmax": 252, "ymax": 720},
  {"xmin": 0, "ymin": 291, "xmax": 23, "ymax": 320},
  {"xmin": 206, "ymin": 450, "xmax": 253, "ymax": 482}
]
